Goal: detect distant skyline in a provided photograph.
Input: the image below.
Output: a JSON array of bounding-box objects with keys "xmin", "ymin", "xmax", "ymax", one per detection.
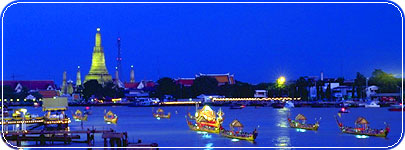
[{"xmin": 2, "ymin": 2, "xmax": 402, "ymax": 85}]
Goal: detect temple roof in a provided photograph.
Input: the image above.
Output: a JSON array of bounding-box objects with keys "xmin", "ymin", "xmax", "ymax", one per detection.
[{"xmin": 2, "ymin": 80, "xmax": 56, "ymax": 91}]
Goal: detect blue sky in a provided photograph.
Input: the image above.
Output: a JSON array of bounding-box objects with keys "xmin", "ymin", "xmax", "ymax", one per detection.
[{"xmin": 2, "ymin": 1, "xmax": 402, "ymax": 85}]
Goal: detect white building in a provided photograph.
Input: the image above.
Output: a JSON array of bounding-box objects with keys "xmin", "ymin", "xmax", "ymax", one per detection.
[
  {"xmin": 197, "ymin": 94, "xmax": 225, "ymax": 103},
  {"xmin": 254, "ymin": 90, "xmax": 267, "ymax": 98}
]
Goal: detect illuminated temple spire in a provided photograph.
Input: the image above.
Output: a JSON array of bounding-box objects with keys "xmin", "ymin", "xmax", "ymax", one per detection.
[
  {"xmin": 130, "ymin": 65, "xmax": 135, "ymax": 83},
  {"xmin": 76, "ymin": 66, "xmax": 81, "ymax": 86},
  {"xmin": 84, "ymin": 28, "xmax": 112, "ymax": 84}
]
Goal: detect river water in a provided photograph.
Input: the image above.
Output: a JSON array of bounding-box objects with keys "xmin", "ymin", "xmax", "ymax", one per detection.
[{"xmin": 3, "ymin": 106, "xmax": 403, "ymax": 148}]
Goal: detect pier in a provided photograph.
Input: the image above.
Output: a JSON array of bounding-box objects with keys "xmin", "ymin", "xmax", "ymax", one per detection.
[{"xmin": 3, "ymin": 128, "xmax": 158, "ymax": 148}]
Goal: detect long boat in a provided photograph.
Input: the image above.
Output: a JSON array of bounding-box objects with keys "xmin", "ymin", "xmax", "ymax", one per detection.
[
  {"xmin": 335, "ymin": 116, "xmax": 390, "ymax": 137},
  {"xmin": 287, "ymin": 114, "xmax": 319, "ymax": 131},
  {"xmin": 220, "ymin": 129, "xmax": 258, "ymax": 141},
  {"xmin": 219, "ymin": 119, "xmax": 258, "ymax": 141},
  {"xmin": 186, "ymin": 118, "xmax": 221, "ymax": 134}
]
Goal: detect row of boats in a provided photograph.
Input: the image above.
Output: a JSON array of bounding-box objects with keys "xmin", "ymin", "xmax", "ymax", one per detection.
[
  {"xmin": 184, "ymin": 105, "xmax": 391, "ymax": 142},
  {"xmin": 72, "ymin": 104, "xmax": 392, "ymax": 141},
  {"xmin": 72, "ymin": 108, "xmax": 118, "ymax": 124}
]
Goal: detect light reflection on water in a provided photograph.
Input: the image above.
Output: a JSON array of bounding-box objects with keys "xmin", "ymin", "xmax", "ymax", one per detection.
[
  {"xmin": 204, "ymin": 142, "xmax": 214, "ymax": 150},
  {"xmin": 274, "ymin": 108, "xmax": 291, "ymax": 147},
  {"xmin": 274, "ymin": 136, "xmax": 291, "ymax": 147}
]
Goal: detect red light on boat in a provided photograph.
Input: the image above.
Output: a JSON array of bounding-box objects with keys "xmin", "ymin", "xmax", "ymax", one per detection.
[
  {"xmin": 241, "ymin": 105, "xmax": 246, "ymax": 108},
  {"xmin": 341, "ymin": 108, "xmax": 345, "ymax": 111},
  {"xmin": 86, "ymin": 107, "xmax": 90, "ymax": 110},
  {"xmin": 400, "ymin": 103, "xmax": 402, "ymax": 106}
]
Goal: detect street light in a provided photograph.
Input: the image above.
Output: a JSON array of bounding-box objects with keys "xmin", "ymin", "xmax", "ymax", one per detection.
[{"xmin": 277, "ymin": 76, "xmax": 286, "ymax": 86}]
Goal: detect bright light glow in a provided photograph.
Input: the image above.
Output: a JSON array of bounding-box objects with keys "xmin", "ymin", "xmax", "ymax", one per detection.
[
  {"xmin": 341, "ymin": 108, "xmax": 345, "ymax": 111},
  {"xmin": 197, "ymin": 131, "xmax": 208, "ymax": 134},
  {"xmin": 20, "ymin": 108, "xmax": 27, "ymax": 114},
  {"xmin": 355, "ymin": 135, "xmax": 369, "ymax": 139},
  {"xmin": 156, "ymin": 117, "xmax": 161, "ymax": 120},
  {"xmin": 296, "ymin": 128, "xmax": 306, "ymax": 132},
  {"xmin": 97, "ymin": 28, "xmax": 100, "ymax": 32},
  {"xmin": 202, "ymin": 133, "xmax": 212, "ymax": 139},
  {"xmin": 231, "ymin": 139, "xmax": 240, "ymax": 142},
  {"xmin": 277, "ymin": 76, "xmax": 286, "ymax": 85}
]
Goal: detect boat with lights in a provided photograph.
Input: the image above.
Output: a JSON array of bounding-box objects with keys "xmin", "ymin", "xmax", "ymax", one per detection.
[
  {"xmin": 104, "ymin": 110, "xmax": 118, "ymax": 124},
  {"xmin": 153, "ymin": 108, "xmax": 171, "ymax": 119},
  {"xmin": 186, "ymin": 105, "xmax": 224, "ymax": 134},
  {"xmin": 220, "ymin": 119, "xmax": 258, "ymax": 141},
  {"xmin": 335, "ymin": 116, "xmax": 390, "ymax": 137},
  {"xmin": 72, "ymin": 109, "xmax": 88, "ymax": 121},
  {"xmin": 288, "ymin": 114, "xmax": 320, "ymax": 131},
  {"xmin": 230, "ymin": 103, "xmax": 245, "ymax": 109},
  {"xmin": 338, "ymin": 107, "xmax": 350, "ymax": 113},
  {"xmin": 388, "ymin": 103, "xmax": 404, "ymax": 111}
]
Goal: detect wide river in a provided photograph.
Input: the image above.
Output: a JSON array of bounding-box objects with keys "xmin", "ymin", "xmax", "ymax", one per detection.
[{"xmin": 3, "ymin": 106, "xmax": 403, "ymax": 148}]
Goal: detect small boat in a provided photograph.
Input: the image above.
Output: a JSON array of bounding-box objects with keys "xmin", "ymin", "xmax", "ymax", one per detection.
[
  {"xmin": 230, "ymin": 103, "xmax": 245, "ymax": 109},
  {"xmin": 220, "ymin": 119, "xmax": 258, "ymax": 141},
  {"xmin": 335, "ymin": 116, "xmax": 390, "ymax": 137},
  {"xmin": 338, "ymin": 107, "xmax": 350, "ymax": 113},
  {"xmin": 272, "ymin": 103, "xmax": 285, "ymax": 108},
  {"xmin": 284, "ymin": 101, "xmax": 295, "ymax": 108},
  {"xmin": 104, "ymin": 110, "xmax": 118, "ymax": 124},
  {"xmin": 365, "ymin": 101, "xmax": 380, "ymax": 108},
  {"xmin": 288, "ymin": 114, "xmax": 319, "ymax": 131},
  {"xmin": 388, "ymin": 103, "xmax": 404, "ymax": 111},
  {"xmin": 153, "ymin": 108, "xmax": 171, "ymax": 119},
  {"xmin": 72, "ymin": 109, "xmax": 88, "ymax": 121}
]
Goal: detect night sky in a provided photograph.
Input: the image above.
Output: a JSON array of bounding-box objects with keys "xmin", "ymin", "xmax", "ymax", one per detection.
[{"xmin": 2, "ymin": 1, "xmax": 402, "ymax": 85}]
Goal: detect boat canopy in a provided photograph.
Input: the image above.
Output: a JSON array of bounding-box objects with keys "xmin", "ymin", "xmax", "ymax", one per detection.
[
  {"xmin": 105, "ymin": 110, "xmax": 116, "ymax": 119},
  {"xmin": 75, "ymin": 110, "xmax": 82, "ymax": 115},
  {"xmin": 198, "ymin": 105, "xmax": 216, "ymax": 122},
  {"xmin": 355, "ymin": 117, "xmax": 369, "ymax": 124},
  {"xmin": 230, "ymin": 119, "xmax": 243, "ymax": 128},
  {"xmin": 42, "ymin": 97, "xmax": 68, "ymax": 111},
  {"xmin": 157, "ymin": 108, "xmax": 164, "ymax": 113},
  {"xmin": 295, "ymin": 114, "xmax": 307, "ymax": 120}
]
